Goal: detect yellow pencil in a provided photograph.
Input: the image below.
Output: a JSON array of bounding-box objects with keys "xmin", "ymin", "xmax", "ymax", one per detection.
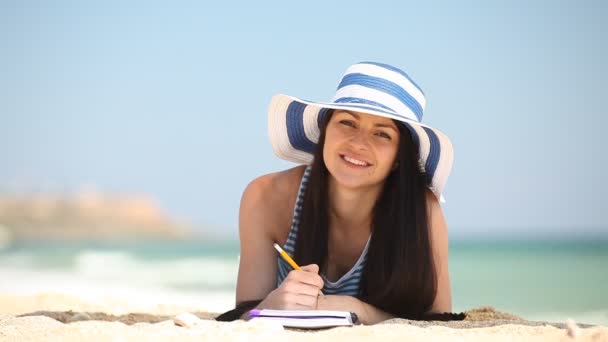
[
  {"xmin": 273, "ymin": 243, "xmax": 301, "ymax": 270},
  {"xmin": 273, "ymin": 243, "xmax": 324, "ymax": 296}
]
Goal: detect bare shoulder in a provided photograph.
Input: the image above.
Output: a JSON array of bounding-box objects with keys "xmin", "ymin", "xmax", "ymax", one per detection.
[
  {"xmin": 242, "ymin": 165, "xmax": 306, "ymax": 210},
  {"xmin": 236, "ymin": 165, "xmax": 307, "ymax": 303},
  {"xmin": 240, "ymin": 165, "xmax": 307, "ymax": 242},
  {"xmin": 425, "ymin": 190, "xmax": 441, "ymax": 214},
  {"xmin": 425, "ymin": 190, "xmax": 448, "ymax": 234}
]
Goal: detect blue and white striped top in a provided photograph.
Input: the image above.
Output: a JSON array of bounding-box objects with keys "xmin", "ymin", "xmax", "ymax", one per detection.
[{"xmin": 276, "ymin": 166, "xmax": 371, "ymax": 296}]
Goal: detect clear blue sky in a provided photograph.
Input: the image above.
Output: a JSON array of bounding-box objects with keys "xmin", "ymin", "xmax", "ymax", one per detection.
[{"xmin": 1, "ymin": 0, "xmax": 606, "ymax": 238}]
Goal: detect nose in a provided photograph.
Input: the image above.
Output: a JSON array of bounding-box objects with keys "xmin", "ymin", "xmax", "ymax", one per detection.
[{"xmin": 348, "ymin": 129, "xmax": 371, "ymax": 150}]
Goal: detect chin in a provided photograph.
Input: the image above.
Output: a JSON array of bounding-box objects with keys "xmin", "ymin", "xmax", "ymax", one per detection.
[{"xmin": 327, "ymin": 162, "xmax": 384, "ymax": 190}]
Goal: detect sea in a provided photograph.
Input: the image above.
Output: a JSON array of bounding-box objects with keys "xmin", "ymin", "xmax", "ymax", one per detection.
[{"xmin": 1, "ymin": 237, "xmax": 607, "ymax": 326}]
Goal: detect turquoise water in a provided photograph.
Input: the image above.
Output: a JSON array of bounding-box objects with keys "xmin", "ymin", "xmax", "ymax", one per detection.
[
  {"xmin": 1, "ymin": 238, "xmax": 606, "ymax": 325},
  {"xmin": 449, "ymin": 239, "xmax": 608, "ymax": 322}
]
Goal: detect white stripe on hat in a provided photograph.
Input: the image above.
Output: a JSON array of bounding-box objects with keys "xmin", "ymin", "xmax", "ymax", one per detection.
[
  {"xmin": 429, "ymin": 128, "xmax": 453, "ymax": 200},
  {"xmin": 267, "ymin": 94, "xmax": 287, "ymax": 156},
  {"xmin": 268, "ymin": 95, "xmax": 313, "ymax": 164},
  {"xmin": 342, "ymin": 63, "xmax": 426, "ymax": 110},
  {"xmin": 332, "ymin": 85, "xmax": 419, "ymax": 122}
]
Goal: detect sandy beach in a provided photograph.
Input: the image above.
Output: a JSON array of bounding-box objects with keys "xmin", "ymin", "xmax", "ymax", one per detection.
[{"xmin": 1, "ymin": 293, "xmax": 606, "ymax": 341}]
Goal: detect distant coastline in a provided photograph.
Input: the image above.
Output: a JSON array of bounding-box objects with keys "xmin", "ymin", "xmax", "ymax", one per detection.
[{"xmin": 0, "ymin": 192, "xmax": 196, "ymax": 242}]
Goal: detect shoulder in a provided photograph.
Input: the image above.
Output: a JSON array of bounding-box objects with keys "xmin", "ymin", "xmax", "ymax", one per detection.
[
  {"xmin": 241, "ymin": 165, "xmax": 307, "ymax": 206},
  {"xmin": 424, "ymin": 189, "xmax": 449, "ymax": 267},
  {"xmin": 425, "ymin": 189, "xmax": 447, "ymax": 234},
  {"xmin": 424, "ymin": 190, "xmax": 440, "ymax": 213},
  {"xmin": 239, "ymin": 165, "xmax": 307, "ymax": 240}
]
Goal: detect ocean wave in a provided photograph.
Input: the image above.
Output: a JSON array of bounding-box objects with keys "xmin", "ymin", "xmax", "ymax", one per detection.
[
  {"xmin": 0, "ymin": 250, "xmax": 37, "ymax": 268},
  {"xmin": 0, "ymin": 267, "xmax": 236, "ymax": 312},
  {"xmin": 73, "ymin": 249, "xmax": 239, "ymax": 289}
]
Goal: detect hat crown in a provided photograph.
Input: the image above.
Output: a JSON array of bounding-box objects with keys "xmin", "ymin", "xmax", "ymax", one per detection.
[{"xmin": 331, "ymin": 62, "xmax": 426, "ymax": 123}]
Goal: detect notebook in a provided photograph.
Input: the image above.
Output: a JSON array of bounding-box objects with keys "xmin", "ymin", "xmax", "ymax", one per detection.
[{"xmin": 248, "ymin": 309, "xmax": 359, "ymax": 329}]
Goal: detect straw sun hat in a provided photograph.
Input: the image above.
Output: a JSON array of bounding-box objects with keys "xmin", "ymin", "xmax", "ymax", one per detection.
[{"xmin": 267, "ymin": 61, "xmax": 453, "ymax": 202}]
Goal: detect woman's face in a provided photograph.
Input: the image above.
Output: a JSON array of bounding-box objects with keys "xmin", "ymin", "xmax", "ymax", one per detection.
[{"xmin": 323, "ymin": 110, "xmax": 400, "ymax": 190}]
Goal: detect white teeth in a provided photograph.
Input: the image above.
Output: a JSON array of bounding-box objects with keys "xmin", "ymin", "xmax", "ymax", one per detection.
[{"xmin": 343, "ymin": 155, "xmax": 369, "ymax": 166}]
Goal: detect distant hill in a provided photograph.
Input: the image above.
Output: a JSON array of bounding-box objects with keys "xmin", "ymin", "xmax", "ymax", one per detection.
[{"xmin": 0, "ymin": 192, "xmax": 195, "ymax": 241}]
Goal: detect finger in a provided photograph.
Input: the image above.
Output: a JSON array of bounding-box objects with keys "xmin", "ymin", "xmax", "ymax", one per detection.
[
  {"xmin": 287, "ymin": 265, "xmax": 324, "ymax": 288},
  {"xmin": 300, "ymin": 264, "xmax": 324, "ymax": 289},
  {"xmin": 282, "ymin": 279, "xmax": 323, "ymax": 297},
  {"xmin": 300, "ymin": 264, "xmax": 319, "ymax": 274},
  {"xmin": 285, "ymin": 292, "xmax": 318, "ymax": 308},
  {"xmin": 295, "ymin": 295, "xmax": 318, "ymax": 308},
  {"xmin": 287, "ymin": 271, "xmax": 324, "ymax": 290}
]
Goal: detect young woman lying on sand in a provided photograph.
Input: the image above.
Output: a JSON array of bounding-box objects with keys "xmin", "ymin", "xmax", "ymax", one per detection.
[{"xmin": 229, "ymin": 62, "xmax": 454, "ymax": 325}]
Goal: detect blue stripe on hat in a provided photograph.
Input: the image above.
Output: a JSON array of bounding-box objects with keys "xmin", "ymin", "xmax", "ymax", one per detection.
[
  {"xmin": 317, "ymin": 107, "xmax": 330, "ymax": 128},
  {"xmin": 326, "ymin": 102, "xmax": 406, "ymax": 119},
  {"xmin": 422, "ymin": 127, "xmax": 440, "ymax": 183},
  {"xmin": 333, "ymin": 97, "xmax": 396, "ymax": 113},
  {"xmin": 403, "ymin": 123, "xmax": 420, "ymax": 149},
  {"xmin": 337, "ymin": 73, "xmax": 423, "ymax": 121},
  {"xmin": 360, "ymin": 61, "xmax": 425, "ymax": 96},
  {"xmin": 314, "ymin": 103, "xmax": 401, "ymax": 130},
  {"xmin": 286, "ymin": 101, "xmax": 316, "ymax": 154}
]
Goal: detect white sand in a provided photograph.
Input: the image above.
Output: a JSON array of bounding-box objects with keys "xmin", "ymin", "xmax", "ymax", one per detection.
[{"xmin": 1, "ymin": 293, "xmax": 606, "ymax": 342}]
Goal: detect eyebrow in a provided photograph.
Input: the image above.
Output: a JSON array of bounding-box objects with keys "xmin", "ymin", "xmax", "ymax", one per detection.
[{"xmin": 337, "ymin": 110, "xmax": 399, "ymax": 132}]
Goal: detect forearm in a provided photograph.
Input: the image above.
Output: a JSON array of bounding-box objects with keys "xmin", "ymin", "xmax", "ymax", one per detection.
[
  {"xmin": 316, "ymin": 295, "xmax": 394, "ymax": 325},
  {"xmin": 356, "ymin": 299, "xmax": 395, "ymax": 325}
]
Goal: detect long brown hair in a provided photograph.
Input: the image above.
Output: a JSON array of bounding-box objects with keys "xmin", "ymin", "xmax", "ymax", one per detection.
[{"xmin": 293, "ymin": 109, "xmax": 437, "ymax": 319}]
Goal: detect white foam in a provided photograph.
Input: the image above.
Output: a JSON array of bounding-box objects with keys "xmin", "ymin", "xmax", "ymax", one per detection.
[
  {"xmin": 526, "ymin": 310, "xmax": 608, "ymax": 327},
  {"xmin": 0, "ymin": 247, "xmax": 240, "ymax": 313},
  {"xmin": 72, "ymin": 249, "xmax": 238, "ymax": 288},
  {"xmin": 0, "ymin": 267, "xmax": 235, "ymax": 313}
]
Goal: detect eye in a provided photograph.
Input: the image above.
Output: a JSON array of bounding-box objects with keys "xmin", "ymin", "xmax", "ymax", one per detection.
[
  {"xmin": 339, "ymin": 120, "xmax": 355, "ymax": 127},
  {"xmin": 375, "ymin": 131, "xmax": 392, "ymax": 140}
]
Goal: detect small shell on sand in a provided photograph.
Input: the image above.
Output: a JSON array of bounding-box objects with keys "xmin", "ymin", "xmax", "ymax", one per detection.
[
  {"xmin": 566, "ymin": 318, "xmax": 579, "ymax": 338},
  {"xmin": 173, "ymin": 313, "xmax": 202, "ymax": 328}
]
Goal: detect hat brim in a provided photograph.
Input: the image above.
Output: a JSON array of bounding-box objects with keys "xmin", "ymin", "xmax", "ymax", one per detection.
[{"xmin": 268, "ymin": 94, "xmax": 453, "ymax": 202}]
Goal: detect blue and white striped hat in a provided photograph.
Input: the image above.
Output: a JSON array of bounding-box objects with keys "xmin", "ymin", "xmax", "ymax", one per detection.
[{"xmin": 268, "ymin": 62, "xmax": 453, "ymax": 202}]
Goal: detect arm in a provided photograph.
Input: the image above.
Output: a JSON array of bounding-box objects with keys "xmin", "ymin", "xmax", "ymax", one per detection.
[
  {"xmin": 316, "ymin": 295, "xmax": 394, "ymax": 325},
  {"xmin": 426, "ymin": 191, "xmax": 452, "ymax": 313},
  {"xmin": 235, "ymin": 171, "xmax": 324, "ymax": 319},
  {"xmin": 235, "ymin": 175, "xmax": 279, "ymax": 307}
]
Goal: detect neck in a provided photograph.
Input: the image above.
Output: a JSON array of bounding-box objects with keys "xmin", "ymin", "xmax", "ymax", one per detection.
[{"xmin": 327, "ymin": 176, "xmax": 383, "ymax": 235}]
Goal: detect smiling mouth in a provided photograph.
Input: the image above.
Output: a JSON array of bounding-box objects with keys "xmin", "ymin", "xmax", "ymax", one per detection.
[{"xmin": 340, "ymin": 154, "xmax": 371, "ymax": 167}]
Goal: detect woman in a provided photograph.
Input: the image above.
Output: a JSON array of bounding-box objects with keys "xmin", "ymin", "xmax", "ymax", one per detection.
[{"xmin": 233, "ymin": 62, "xmax": 454, "ymax": 324}]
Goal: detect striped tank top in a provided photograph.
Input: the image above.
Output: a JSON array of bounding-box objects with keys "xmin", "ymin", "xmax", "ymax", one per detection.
[{"xmin": 276, "ymin": 166, "xmax": 371, "ymax": 296}]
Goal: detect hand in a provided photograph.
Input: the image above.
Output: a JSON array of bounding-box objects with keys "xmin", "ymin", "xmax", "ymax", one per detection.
[{"xmin": 258, "ymin": 264, "xmax": 324, "ymax": 310}]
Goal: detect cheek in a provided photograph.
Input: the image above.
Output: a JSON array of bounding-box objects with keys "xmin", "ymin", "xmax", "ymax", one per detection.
[
  {"xmin": 323, "ymin": 127, "xmax": 343, "ymax": 150},
  {"xmin": 377, "ymin": 144, "xmax": 399, "ymax": 168},
  {"xmin": 322, "ymin": 131, "xmax": 336, "ymax": 163}
]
